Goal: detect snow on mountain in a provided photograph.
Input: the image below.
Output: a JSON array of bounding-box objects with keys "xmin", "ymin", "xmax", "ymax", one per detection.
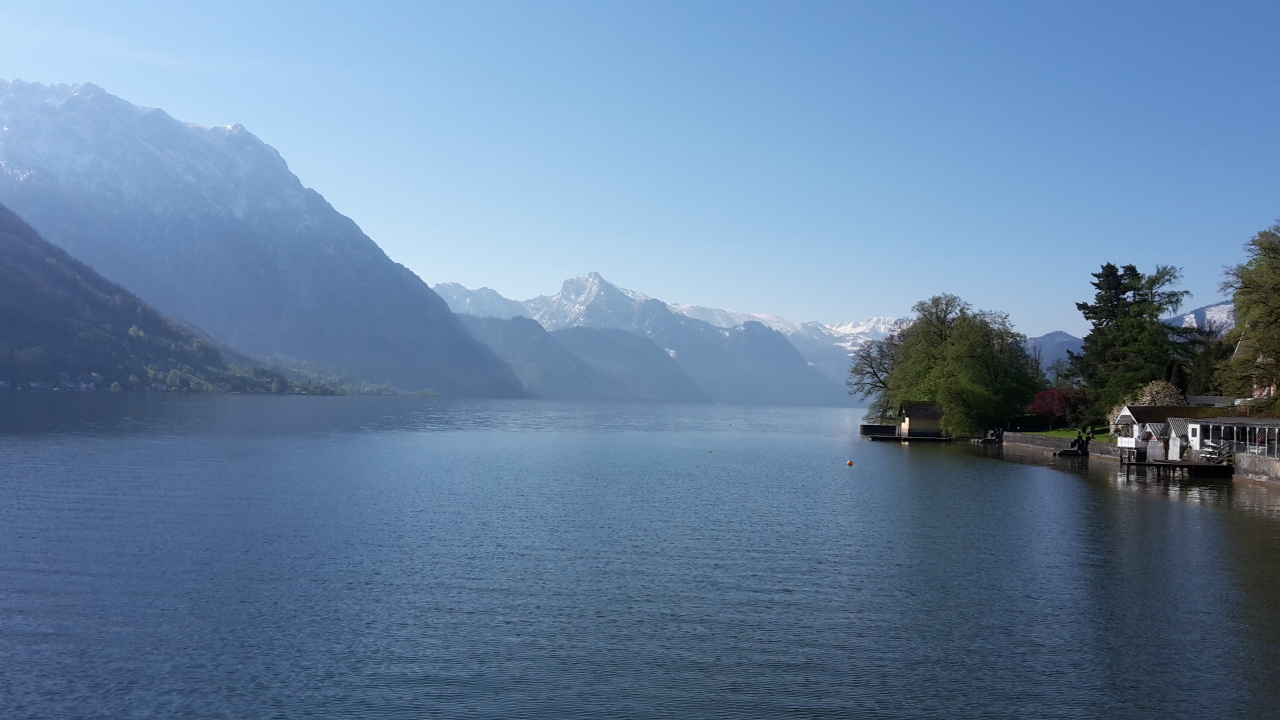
[
  {"xmin": 1171, "ymin": 302, "xmax": 1235, "ymax": 331},
  {"xmin": 0, "ymin": 79, "xmax": 523, "ymax": 396},
  {"xmin": 435, "ymin": 274, "xmax": 899, "ymax": 386},
  {"xmin": 433, "ymin": 282, "xmax": 529, "ymax": 320},
  {"xmin": 523, "ymin": 272, "xmax": 656, "ymax": 331}
]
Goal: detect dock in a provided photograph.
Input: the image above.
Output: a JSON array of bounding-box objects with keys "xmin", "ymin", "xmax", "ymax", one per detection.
[
  {"xmin": 1120, "ymin": 460, "xmax": 1233, "ymax": 480},
  {"xmin": 866, "ymin": 435, "xmax": 952, "ymax": 443}
]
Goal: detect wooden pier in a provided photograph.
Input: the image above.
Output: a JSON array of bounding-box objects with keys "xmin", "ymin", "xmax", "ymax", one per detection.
[{"xmin": 1120, "ymin": 460, "xmax": 1233, "ymax": 480}]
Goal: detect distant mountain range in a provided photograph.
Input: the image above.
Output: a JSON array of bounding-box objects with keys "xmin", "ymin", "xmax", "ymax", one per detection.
[
  {"xmin": 435, "ymin": 275, "xmax": 898, "ymax": 387},
  {"xmin": 441, "ymin": 273, "xmax": 849, "ymax": 405},
  {"xmin": 0, "ymin": 80, "xmax": 851, "ymax": 405},
  {"xmin": 0, "ymin": 80, "xmax": 520, "ymax": 396},
  {"xmin": 1020, "ymin": 301, "xmax": 1236, "ymax": 373},
  {"xmin": 6, "ymin": 79, "xmax": 1233, "ymax": 406}
]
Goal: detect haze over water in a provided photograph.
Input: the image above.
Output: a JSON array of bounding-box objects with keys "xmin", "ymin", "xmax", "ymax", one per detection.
[{"xmin": 2, "ymin": 395, "xmax": 1279, "ymax": 718}]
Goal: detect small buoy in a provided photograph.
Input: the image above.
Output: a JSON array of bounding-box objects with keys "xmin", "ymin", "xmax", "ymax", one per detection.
[
  {"xmin": 846, "ymin": 460, "xmax": 854, "ymax": 466},
  {"xmin": 709, "ymin": 450, "xmax": 713, "ymax": 453}
]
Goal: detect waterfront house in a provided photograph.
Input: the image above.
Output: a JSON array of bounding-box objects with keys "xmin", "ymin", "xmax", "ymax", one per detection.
[
  {"xmin": 898, "ymin": 401, "xmax": 945, "ymax": 438},
  {"xmin": 1113, "ymin": 405, "xmax": 1228, "ymax": 460},
  {"xmin": 1186, "ymin": 416, "xmax": 1280, "ymax": 459}
]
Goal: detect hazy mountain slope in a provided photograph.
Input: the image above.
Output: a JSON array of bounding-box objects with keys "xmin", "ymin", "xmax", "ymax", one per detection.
[
  {"xmin": 532, "ymin": 273, "xmax": 848, "ymax": 406},
  {"xmin": 458, "ymin": 315, "xmax": 643, "ymax": 401},
  {"xmin": 437, "ymin": 273, "xmax": 851, "ymax": 405},
  {"xmin": 434, "ymin": 282, "xmax": 529, "ymax": 320},
  {"xmin": 0, "ymin": 201, "xmax": 264, "ymax": 389},
  {"xmin": 0, "ymin": 80, "xmax": 521, "ymax": 396},
  {"xmin": 550, "ymin": 327, "xmax": 708, "ymax": 403},
  {"xmin": 1025, "ymin": 331, "xmax": 1083, "ymax": 370},
  {"xmin": 434, "ymin": 275, "xmax": 897, "ymax": 387}
]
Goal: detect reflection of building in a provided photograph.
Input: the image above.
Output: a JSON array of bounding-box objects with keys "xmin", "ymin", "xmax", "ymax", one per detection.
[{"xmin": 898, "ymin": 401, "xmax": 945, "ymax": 438}]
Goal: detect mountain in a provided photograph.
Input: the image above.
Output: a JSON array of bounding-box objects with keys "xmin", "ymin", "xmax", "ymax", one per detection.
[
  {"xmin": 0, "ymin": 80, "xmax": 521, "ymax": 397},
  {"xmin": 458, "ymin": 315, "xmax": 639, "ymax": 401},
  {"xmin": 550, "ymin": 327, "xmax": 708, "ymax": 402},
  {"xmin": 1168, "ymin": 302, "xmax": 1235, "ymax": 332},
  {"xmin": 488, "ymin": 273, "xmax": 848, "ymax": 406},
  {"xmin": 668, "ymin": 304, "xmax": 899, "ymax": 384},
  {"xmin": 434, "ymin": 282, "xmax": 530, "ymax": 320},
  {"xmin": 1025, "ymin": 331, "xmax": 1083, "ymax": 370},
  {"xmin": 436, "ymin": 275, "xmax": 898, "ymax": 387},
  {"xmin": 0, "ymin": 201, "xmax": 285, "ymax": 391},
  {"xmin": 457, "ymin": 314, "xmax": 707, "ymax": 402}
]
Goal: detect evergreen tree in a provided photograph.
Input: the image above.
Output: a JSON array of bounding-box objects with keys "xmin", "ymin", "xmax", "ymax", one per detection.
[{"xmin": 1069, "ymin": 264, "xmax": 1189, "ymax": 416}]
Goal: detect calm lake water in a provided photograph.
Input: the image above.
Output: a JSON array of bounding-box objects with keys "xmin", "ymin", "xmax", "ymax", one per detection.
[{"xmin": 2, "ymin": 394, "xmax": 1279, "ymax": 719}]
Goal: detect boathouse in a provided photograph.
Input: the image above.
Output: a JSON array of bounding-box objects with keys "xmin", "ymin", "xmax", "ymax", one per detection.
[
  {"xmin": 1113, "ymin": 405, "xmax": 1227, "ymax": 461},
  {"xmin": 898, "ymin": 401, "xmax": 945, "ymax": 438},
  {"xmin": 1187, "ymin": 416, "xmax": 1280, "ymax": 458}
]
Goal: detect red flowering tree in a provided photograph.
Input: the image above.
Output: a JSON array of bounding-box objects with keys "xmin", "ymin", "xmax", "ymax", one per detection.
[{"xmin": 1029, "ymin": 388, "xmax": 1084, "ymax": 430}]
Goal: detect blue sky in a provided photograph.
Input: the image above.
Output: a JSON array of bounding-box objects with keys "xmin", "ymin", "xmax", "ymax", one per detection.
[{"xmin": 1, "ymin": 1, "xmax": 1276, "ymax": 335}]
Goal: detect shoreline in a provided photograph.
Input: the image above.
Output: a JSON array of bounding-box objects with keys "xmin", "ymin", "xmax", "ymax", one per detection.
[{"xmin": 1000, "ymin": 432, "xmax": 1280, "ymax": 484}]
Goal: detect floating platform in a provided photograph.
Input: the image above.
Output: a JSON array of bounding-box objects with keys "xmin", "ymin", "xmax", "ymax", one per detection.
[{"xmin": 867, "ymin": 435, "xmax": 952, "ymax": 443}]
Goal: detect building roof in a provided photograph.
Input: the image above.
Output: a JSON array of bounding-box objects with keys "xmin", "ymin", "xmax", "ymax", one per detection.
[
  {"xmin": 1186, "ymin": 395, "xmax": 1236, "ymax": 407},
  {"xmin": 899, "ymin": 401, "xmax": 943, "ymax": 419},
  {"xmin": 1117, "ymin": 405, "xmax": 1233, "ymax": 424},
  {"xmin": 1190, "ymin": 416, "xmax": 1280, "ymax": 427},
  {"xmin": 1140, "ymin": 422, "xmax": 1169, "ymax": 440}
]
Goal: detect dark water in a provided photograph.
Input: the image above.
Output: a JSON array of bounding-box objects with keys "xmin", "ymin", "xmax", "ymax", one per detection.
[{"xmin": 2, "ymin": 394, "xmax": 1279, "ymax": 719}]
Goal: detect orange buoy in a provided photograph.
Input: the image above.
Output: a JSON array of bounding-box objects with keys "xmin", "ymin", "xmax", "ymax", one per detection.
[{"xmin": 846, "ymin": 460, "xmax": 854, "ymax": 466}]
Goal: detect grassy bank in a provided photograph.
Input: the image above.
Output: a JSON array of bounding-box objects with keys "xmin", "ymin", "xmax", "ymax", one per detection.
[{"xmin": 1023, "ymin": 428, "xmax": 1114, "ymax": 444}]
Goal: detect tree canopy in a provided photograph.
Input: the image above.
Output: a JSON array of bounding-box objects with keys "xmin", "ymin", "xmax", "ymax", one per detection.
[
  {"xmin": 1068, "ymin": 263, "xmax": 1190, "ymax": 415},
  {"xmin": 849, "ymin": 294, "xmax": 1043, "ymax": 436},
  {"xmin": 1220, "ymin": 224, "xmax": 1280, "ymax": 402}
]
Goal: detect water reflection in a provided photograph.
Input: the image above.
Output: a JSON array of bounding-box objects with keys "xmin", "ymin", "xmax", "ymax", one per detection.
[
  {"xmin": 0, "ymin": 391, "xmax": 863, "ymax": 438},
  {"xmin": 985, "ymin": 441, "xmax": 1280, "ymax": 520}
]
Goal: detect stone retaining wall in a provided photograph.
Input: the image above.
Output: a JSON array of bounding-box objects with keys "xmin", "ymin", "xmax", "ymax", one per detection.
[
  {"xmin": 1002, "ymin": 432, "xmax": 1121, "ymax": 460},
  {"xmin": 1234, "ymin": 453, "xmax": 1280, "ymax": 483}
]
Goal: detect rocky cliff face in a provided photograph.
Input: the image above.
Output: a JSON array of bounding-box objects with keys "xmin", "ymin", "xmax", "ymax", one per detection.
[{"xmin": 0, "ymin": 80, "xmax": 521, "ymax": 396}]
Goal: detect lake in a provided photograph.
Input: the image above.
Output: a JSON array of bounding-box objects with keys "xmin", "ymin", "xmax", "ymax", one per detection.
[{"xmin": 2, "ymin": 394, "xmax": 1279, "ymax": 718}]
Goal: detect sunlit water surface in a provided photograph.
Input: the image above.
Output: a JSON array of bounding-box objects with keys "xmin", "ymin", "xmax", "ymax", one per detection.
[{"xmin": 2, "ymin": 394, "xmax": 1279, "ymax": 718}]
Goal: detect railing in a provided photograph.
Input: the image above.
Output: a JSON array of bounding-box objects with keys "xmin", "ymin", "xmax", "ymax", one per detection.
[{"xmin": 1209, "ymin": 439, "xmax": 1280, "ymax": 459}]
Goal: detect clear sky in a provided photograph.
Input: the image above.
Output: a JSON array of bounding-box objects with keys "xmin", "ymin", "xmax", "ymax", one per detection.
[{"xmin": 2, "ymin": 1, "xmax": 1276, "ymax": 335}]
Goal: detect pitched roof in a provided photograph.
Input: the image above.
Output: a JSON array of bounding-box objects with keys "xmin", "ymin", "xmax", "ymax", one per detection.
[
  {"xmin": 899, "ymin": 401, "xmax": 943, "ymax": 419},
  {"xmin": 1117, "ymin": 405, "xmax": 1232, "ymax": 424}
]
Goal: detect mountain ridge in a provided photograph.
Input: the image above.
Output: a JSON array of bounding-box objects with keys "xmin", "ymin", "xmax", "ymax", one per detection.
[
  {"xmin": 0, "ymin": 79, "xmax": 523, "ymax": 397},
  {"xmin": 434, "ymin": 276, "xmax": 900, "ymax": 385},
  {"xmin": 442, "ymin": 273, "xmax": 849, "ymax": 406}
]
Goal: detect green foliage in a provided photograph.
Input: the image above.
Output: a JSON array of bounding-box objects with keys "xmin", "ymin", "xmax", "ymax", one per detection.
[
  {"xmin": 1221, "ymin": 224, "xmax": 1280, "ymax": 401},
  {"xmin": 1069, "ymin": 263, "xmax": 1190, "ymax": 418},
  {"xmin": 849, "ymin": 294, "xmax": 1043, "ymax": 435}
]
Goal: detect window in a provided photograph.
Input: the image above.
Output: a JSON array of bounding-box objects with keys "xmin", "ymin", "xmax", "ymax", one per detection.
[{"xmin": 1190, "ymin": 427, "xmax": 1197, "ymax": 438}]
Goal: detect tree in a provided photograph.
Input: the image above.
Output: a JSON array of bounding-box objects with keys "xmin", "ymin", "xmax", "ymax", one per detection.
[
  {"xmin": 848, "ymin": 294, "xmax": 1043, "ymax": 435},
  {"xmin": 847, "ymin": 325, "xmax": 903, "ymax": 421},
  {"xmin": 1220, "ymin": 224, "xmax": 1280, "ymax": 404},
  {"xmin": 1029, "ymin": 388, "xmax": 1083, "ymax": 430},
  {"xmin": 1069, "ymin": 263, "xmax": 1190, "ymax": 417}
]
